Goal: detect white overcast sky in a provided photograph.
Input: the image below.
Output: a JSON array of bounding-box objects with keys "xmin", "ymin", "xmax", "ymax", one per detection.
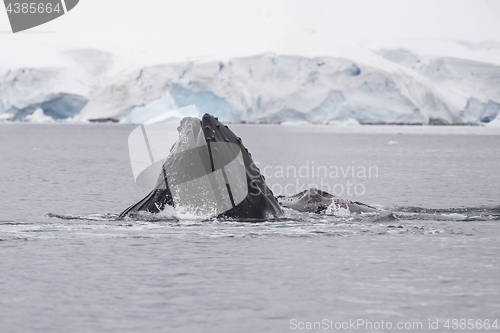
[{"xmin": 1, "ymin": 0, "xmax": 500, "ymax": 63}]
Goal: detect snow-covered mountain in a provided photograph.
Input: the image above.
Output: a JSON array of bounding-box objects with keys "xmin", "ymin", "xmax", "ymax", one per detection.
[{"xmin": 1, "ymin": 41, "xmax": 499, "ymax": 125}]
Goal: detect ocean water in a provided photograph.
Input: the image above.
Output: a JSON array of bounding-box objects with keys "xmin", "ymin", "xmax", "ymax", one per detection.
[{"xmin": 1, "ymin": 123, "xmax": 499, "ymax": 333}]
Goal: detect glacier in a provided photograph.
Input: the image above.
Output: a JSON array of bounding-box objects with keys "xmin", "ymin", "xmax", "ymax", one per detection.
[{"xmin": 1, "ymin": 41, "xmax": 499, "ymax": 125}]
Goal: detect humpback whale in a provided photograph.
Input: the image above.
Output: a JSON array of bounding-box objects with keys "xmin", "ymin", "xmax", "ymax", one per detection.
[
  {"xmin": 120, "ymin": 114, "xmax": 377, "ymax": 219},
  {"xmin": 277, "ymin": 188, "xmax": 377, "ymax": 214},
  {"xmin": 120, "ymin": 114, "xmax": 283, "ymax": 219}
]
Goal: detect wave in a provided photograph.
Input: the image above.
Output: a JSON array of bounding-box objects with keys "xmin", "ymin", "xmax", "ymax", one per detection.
[
  {"xmin": 46, "ymin": 213, "xmax": 119, "ymax": 221},
  {"xmin": 389, "ymin": 206, "xmax": 500, "ymax": 222},
  {"xmin": 0, "ymin": 206, "xmax": 494, "ymax": 243},
  {"xmin": 45, "ymin": 206, "xmax": 500, "ymax": 223}
]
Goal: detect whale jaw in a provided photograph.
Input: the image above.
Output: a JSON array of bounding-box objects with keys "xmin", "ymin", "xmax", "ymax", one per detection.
[{"xmin": 119, "ymin": 114, "xmax": 283, "ymax": 220}]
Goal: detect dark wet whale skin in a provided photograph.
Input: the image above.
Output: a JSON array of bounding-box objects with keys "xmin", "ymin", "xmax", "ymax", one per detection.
[
  {"xmin": 119, "ymin": 114, "xmax": 283, "ymax": 219},
  {"xmin": 277, "ymin": 188, "xmax": 377, "ymax": 214}
]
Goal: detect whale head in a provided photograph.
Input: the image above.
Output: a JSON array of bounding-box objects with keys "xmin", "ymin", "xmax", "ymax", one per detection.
[{"xmin": 120, "ymin": 114, "xmax": 283, "ymax": 220}]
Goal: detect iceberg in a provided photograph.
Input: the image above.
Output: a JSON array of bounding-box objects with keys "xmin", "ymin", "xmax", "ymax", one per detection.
[
  {"xmin": 25, "ymin": 108, "xmax": 55, "ymax": 123},
  {"xmin": 119, "ymin": 94, "xmax": 178, "ymax": 124},
  {"xmin": 462, "ymin": 98, "xmax": 500, "ymax": 124}
]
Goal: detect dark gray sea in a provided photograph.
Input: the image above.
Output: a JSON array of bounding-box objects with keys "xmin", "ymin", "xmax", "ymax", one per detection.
[{"xmin": 1, "ymin": 123, "xmax": 499, "ymax": 333}]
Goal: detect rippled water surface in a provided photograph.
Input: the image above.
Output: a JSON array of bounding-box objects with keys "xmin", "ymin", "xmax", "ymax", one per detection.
[{"xmin": 1, "ymin": 123, "xmax": 499, "ymax": 332}]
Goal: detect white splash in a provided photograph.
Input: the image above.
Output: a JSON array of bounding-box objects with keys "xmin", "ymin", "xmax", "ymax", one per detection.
[{"xmin": 325, "ymin": 200, "xmax": 352, "ymax": 218}]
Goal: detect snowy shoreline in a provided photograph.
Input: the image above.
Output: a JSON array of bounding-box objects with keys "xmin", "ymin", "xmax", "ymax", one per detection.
[
  {"xmin": 1, "ymin": 41, "xmax": 499, "ymax": 126},
  {"xmin": 2, "ymin": 120, "xmax": 499, "ymax": 137}
]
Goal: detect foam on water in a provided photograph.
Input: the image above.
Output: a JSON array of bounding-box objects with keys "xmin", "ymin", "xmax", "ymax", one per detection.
[{"xmin": 7, "ymin": 205, "xmax": 489, "ymax": 243}]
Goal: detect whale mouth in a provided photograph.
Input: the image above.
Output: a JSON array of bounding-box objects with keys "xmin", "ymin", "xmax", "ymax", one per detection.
[
  {"xmin": 120, "ymin": 113, "xmax": 283, "ymax": 219},
  {"xmin": 157, "ymin": 116, "xmax": 249, "ymax": 218}
]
